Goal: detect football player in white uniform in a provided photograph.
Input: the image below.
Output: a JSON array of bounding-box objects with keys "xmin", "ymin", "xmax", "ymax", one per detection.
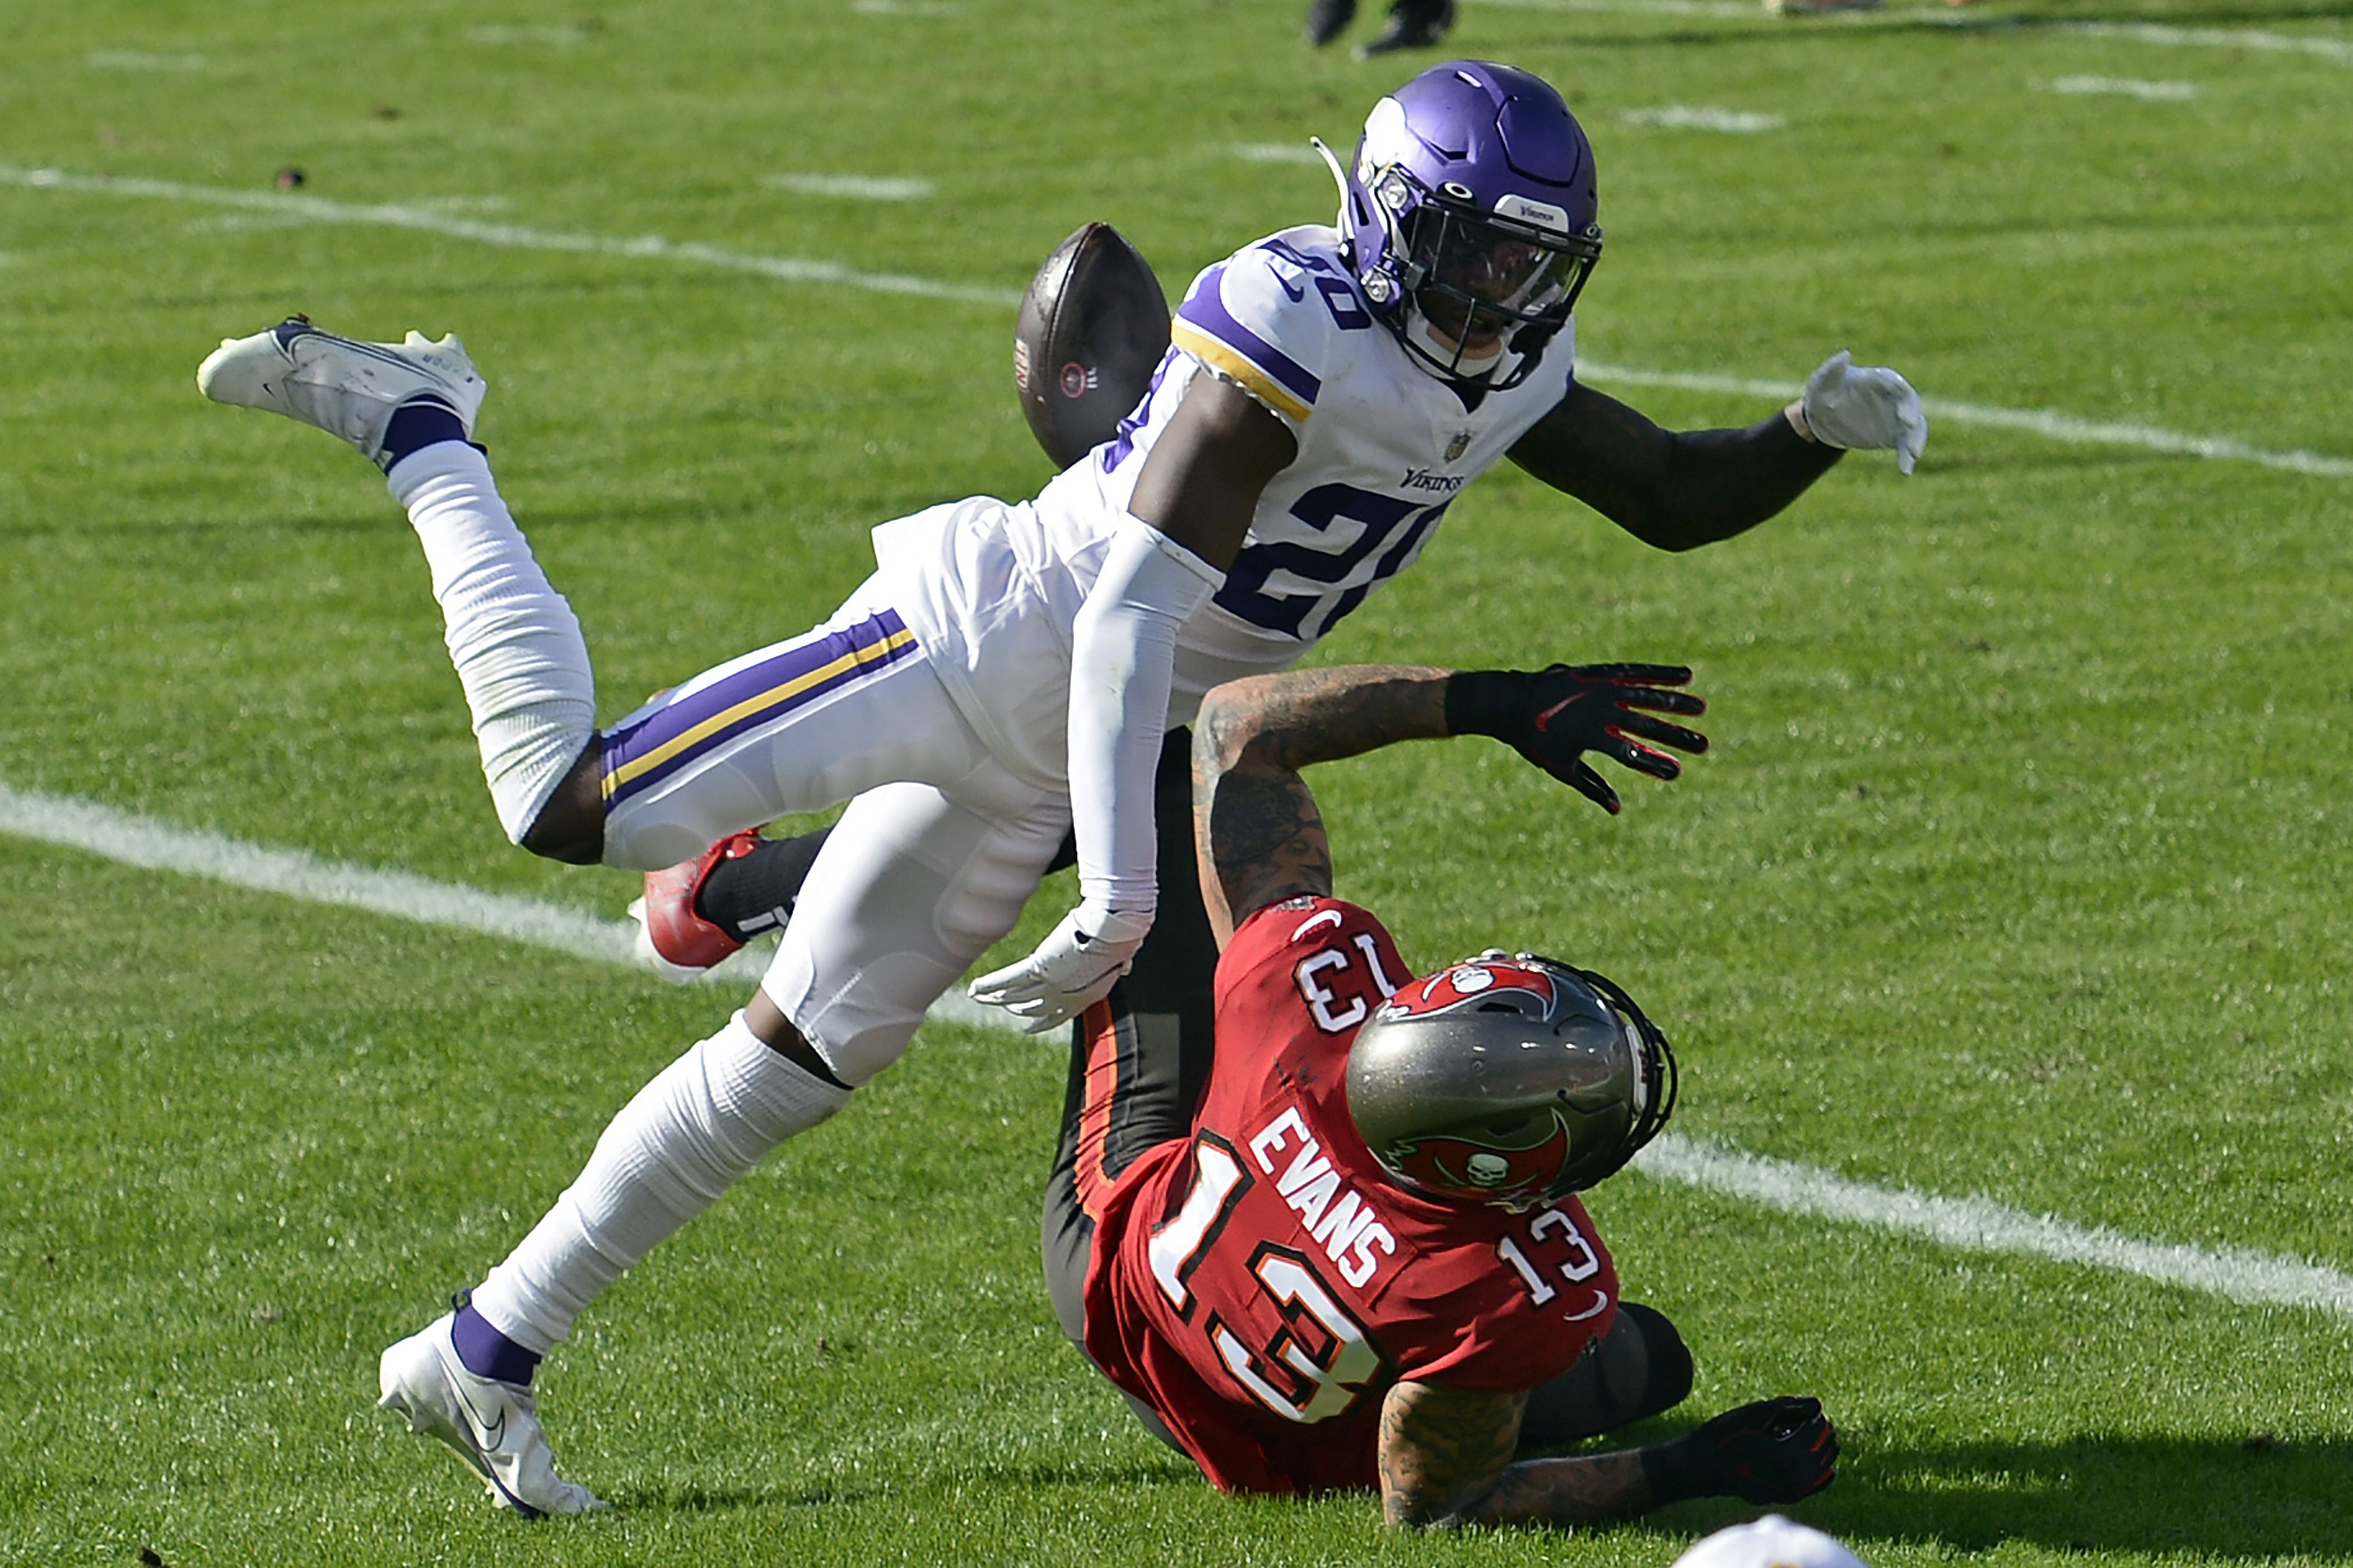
[{"xmin": 196, "ymin": 59, "xmax": 1919, "ymax": 1515}]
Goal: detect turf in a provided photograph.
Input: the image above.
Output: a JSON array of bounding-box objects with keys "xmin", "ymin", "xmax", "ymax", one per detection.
[{"xmin": 3, "ymin": 0, "xmax": 2350, "ymax": 1562}]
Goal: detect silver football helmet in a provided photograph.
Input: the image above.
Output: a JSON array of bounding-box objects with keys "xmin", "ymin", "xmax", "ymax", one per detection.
[{"xmin": 1345, "ymin": 951, "xmax": 1676, "ymax": 1211}]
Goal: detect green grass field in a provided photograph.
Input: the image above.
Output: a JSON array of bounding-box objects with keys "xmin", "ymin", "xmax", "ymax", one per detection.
[{"xmin": 4, "ymin": 0, "xmax": 2351, "ymax": 1562}]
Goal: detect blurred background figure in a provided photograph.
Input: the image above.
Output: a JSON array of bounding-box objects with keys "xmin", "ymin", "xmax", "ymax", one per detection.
[
  {"xmin": 1306, "ymin": 0, "xmax": 1457, "ymax": 58},
  {"xmin": 1673, "ymin": 1515, "xmax": 1872, "ymax": 1568}
]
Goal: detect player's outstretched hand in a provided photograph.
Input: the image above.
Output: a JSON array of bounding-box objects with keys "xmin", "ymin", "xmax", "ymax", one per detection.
[
  {"xmin": 1444, "ymin": 663, "xmax": 1708, "ymax": 815},
  {"xmin": 1801, "ymin": 350, "xmax": 1927, "ymax": 475},
  {"xmin": 1657, "ymin": 1395, "xmax": 1839, "ymax": 1506},
  {"xmin": 969, "ymin": 905, "xmax": 1153, "ymax": 1034}
]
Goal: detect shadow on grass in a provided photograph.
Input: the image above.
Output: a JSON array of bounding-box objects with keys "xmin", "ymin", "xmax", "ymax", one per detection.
[
  {"xmin": 1787, "ymin": 1431, "xmax": 2353, "ymax": 1557},
  {"xmin": 1520, "ymin": 1418, "xmax": 2348, "ymax": 1556}
]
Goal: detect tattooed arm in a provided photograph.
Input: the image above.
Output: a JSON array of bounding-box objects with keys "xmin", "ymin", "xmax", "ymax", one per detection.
[
  {"xmin": 1379, "ymin": 1379, "xmax": 1655, "ymax": 1530},
  {"xmin": 1190, "ymin": 666, "xmax": 1452, "ymax": 947},
  {"xmin": 1508, "ymin": 379, "xmax": 1843, "ymax": 553},
  {"xmin": 1379, "ymin": 1381, "xmax": 1841, "ymax": 1532},
  {"xmin": 1189, "ymin": 660, "xmax": 1709, "ymax": 943}
]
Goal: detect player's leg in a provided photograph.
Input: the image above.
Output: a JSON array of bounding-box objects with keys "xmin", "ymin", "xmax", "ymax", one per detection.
[
  {"xmin": 1514, "ymin": 1301, "xmax": 1694, "ymax": 1448},
  {"xmin": 588, "ymin": 583, "xmax": 994, "ymax": 872},
  {"xmin": 378, "ymin": 998, "xmax": 848, "ymax": 1515},
  {"xmin": 1040, "ymin": 729, "xmax": 1214, "ymax": 1341},
  {"xmin": 1355, "ymin": 0, "xmax": 1455, "ymax": 56},
  {"xmin": 199, "ymin": 319, "xmax": 606, "ymax": 858},
  {"xmin": 1304, "ymin": 0, "xmax": 1359, "ymax": 45},
  {"xmin": 199, "ymin": 321, "xmax": 1004, "ymax": 876},
  {"xmin": 460, "ymin": 779, "xmax": 1067, "ymax": 1350},
  {"xmin": 758, "ymin": 776, "xmax": 1073, "ymax": 1083},
  {"xmin": 632, "ymin": 826, "xmax": 833, "ymax": 980},
  {"xmin": 1038, "ymin": 733, "xmax": 1211, "ymax": 1453},
  {"xmin": 387, "ymin": 776, "xmax": 1071, "ymax": 1507},
  {"xmin": 632, "ymin": 777, "xmax": 1077, "ymax": 981}
]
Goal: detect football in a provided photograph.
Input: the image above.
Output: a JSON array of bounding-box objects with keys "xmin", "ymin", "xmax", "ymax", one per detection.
[{"xmin": 1013, "ymin": 222, "xmax": 1171, "ymax": 470}]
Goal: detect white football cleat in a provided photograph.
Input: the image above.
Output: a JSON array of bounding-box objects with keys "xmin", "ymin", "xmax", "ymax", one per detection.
[
  {"xmin": 377, "ymin": 1311, "xmax": 607, "ymax": 1518},
  {"xmin": 197, "ymin": 317, "xmax": 487, "ymax": 469}
]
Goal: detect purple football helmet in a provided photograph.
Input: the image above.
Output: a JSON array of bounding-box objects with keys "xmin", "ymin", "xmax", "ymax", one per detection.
[{"xmin": 1336, "ymin": 61, "xmax": 1602, "ymax": 389}]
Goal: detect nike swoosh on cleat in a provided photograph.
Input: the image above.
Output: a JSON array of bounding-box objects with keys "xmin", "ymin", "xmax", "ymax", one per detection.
[{"xmin": 449, "ymin": 1373, "xmax": 509, "ymax": 1451}]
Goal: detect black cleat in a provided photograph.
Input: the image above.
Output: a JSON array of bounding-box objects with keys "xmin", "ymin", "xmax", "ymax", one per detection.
[
  {"xmin": 1305, "ymin": 0, "xmax": 1358, "ymax": 45},
  {"xmin": 1355, "ymin": 0, "xmax": 1455, "ymax": 57}
]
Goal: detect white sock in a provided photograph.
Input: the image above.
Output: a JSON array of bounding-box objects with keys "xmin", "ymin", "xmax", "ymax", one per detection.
[
  {"xmin": 388, "ymin": 443, "xmax": 598, "ymax": 844},
  {"xmin": 468, "ymin": 1012, "xmax": 852, "ymax": 1353}
]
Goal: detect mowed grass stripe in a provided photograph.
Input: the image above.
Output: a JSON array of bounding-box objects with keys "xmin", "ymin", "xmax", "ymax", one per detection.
[
  {"xmin": 6, "ymin": 775, "xmax": 2347, "ymax": 1319},
  {"xmin": 0, "ymin": 164, "xmax": 1023, "ymax": 309},
  {"xmin": 7, "ymin": 163, "xmax": 2350, "ymax": 480}
]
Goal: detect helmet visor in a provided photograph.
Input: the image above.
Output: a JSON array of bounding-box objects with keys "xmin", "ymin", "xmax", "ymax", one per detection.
[{"xmin": 1408, "ymin": 204, "xmax": 1598, "ymax": 354}]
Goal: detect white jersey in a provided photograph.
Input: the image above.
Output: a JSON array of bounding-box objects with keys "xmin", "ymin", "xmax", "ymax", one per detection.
[{"xmin": 872, "ymin": 224, "xmax": 1576, "ymax": 790}]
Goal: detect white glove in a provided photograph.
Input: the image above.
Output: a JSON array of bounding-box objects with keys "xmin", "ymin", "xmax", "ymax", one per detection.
[
  {"xmin": 968, "ymin": 905, "xmax": 1154, "ymax": 1035},
  {"xmin": 1799, "ymin": 350, "xmax": 1927, "ymax": 476}
]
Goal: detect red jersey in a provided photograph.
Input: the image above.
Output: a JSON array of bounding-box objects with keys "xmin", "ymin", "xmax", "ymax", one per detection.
[{"xmin": 1081, "ymin": 896, "xmax": 1619, "ymax": 1494}]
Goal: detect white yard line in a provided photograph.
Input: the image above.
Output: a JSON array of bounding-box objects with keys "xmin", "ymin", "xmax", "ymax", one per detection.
[
  {"xmin": 761, "ymin": 172, "xmax": 937, "ymax": 201},
  {"xmin": 1578, "ymin": 361, "xmax": 2353, "ymax": 478},
  {"xmin": 1620, "ymin": 105, "xmax": 1788, "ymax": 132},
  {"xmin": 0, "ymin": 165, "xmax": 1021, "ymax": 309},
  {"xmin": 1636, "ymin": 1137, "xmax": 2353, "ymax": 1316},
  {"xmin": 1476, "ymin": 0, "xmax": 2353, "ymax": 64},
  {"xmin": 2049, "ymin": 74, "xmax": 2200, "ymax": 100},
  {"xmin": 1230, "ymin": 142, "xmax": 1326, "ymax": 165},
  {"xmin": 0, "ymin": 782, "xmax": 639, "ymax": 969},
  {"xmin": 2053, "ymin": 18, "xmax": 2353, "ymax": 65},
  {"xmin": 466, "ymin": 24, "xmax": 592, "ymax": 44},
  {"xmin": 85, "ymin": 50, "xmax": 209, "ymax": 71},
  {"xmin": 1478, "ymin": 0, "xmax": 1765, "ymax": 21},
  {"xmin": 2, "ymin": 777, "xmax": 2346, "ymax": 1317},
  {"xmin": 4, "ymin": 162, "xmax": 2348, "ymax": 478}
]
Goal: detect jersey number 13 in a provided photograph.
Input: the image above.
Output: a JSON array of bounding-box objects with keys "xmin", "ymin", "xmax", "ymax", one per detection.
[{"xmin": 1145, "ymin": 1134, "xmax": 1385, "ymax": 1424}]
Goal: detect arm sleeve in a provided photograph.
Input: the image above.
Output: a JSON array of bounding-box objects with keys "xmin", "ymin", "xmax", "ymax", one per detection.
[{"xmin": 1067, "ymin": 518, "xmax": 1225, "ymax": 920}]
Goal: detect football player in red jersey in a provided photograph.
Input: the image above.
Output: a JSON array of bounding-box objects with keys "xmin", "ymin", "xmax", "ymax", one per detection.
[
  {"xmin": 644, "ymin": 660, "xmax": 1831, "ymax": 1523},
  {"xmin": 1039, "ymin": 662, "xmax": 1838, "ymax": 1526}
]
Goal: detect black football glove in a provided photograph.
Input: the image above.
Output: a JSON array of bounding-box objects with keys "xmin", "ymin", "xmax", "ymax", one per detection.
[
  {"xmin": 1444, "ymin": 663, "xmax": 1709, "ymax": 815},
  {"xmin": 1642, "ymin": 1395, "xmax": 1840, "ymax": 1506}
]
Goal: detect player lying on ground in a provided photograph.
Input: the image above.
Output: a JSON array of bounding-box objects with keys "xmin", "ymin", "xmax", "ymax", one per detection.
[
  {"xmin": 194, "ymin": 58, "xmax": 1903, "ymax": 1518},
  {"xmin": 1059, "ymin": 662, "xmax": 1838, "ymax": 1524},
  {"xmin": 673, "ymin": 666, "xmax": 1840, "ymax": 1526}
]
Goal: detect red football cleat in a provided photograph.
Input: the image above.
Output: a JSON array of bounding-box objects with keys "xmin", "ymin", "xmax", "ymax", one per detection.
[{"xmin": 630, "ymin": 830, "xmax": 763, "ymax": 981}]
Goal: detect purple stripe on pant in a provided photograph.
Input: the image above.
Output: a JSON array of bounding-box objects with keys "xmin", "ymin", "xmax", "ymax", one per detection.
[{"xmin": 599, "ymin": 608, "xmax": 917, "ymax": 811}]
